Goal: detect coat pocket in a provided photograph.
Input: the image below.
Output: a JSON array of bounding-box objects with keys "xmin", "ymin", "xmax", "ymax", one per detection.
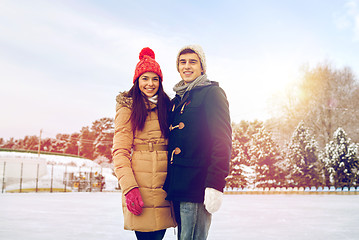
[{"xmin": 171, "ymin": 156, "xmax": 206, "ymax": 196}]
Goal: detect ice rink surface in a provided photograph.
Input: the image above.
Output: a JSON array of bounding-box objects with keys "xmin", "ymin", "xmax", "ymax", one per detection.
[{"xmin": 1, "ymin": 192, "xmax": 359, "ymax": 240}]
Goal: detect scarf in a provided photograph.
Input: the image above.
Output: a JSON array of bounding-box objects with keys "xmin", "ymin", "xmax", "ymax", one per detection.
[
  {"xmin": 173, "ymin": 74, "xmax": 211, "ymax": 99},
  {"xmin": 148, "ymin": 95, "xmax": 158, "ymax": 104}
]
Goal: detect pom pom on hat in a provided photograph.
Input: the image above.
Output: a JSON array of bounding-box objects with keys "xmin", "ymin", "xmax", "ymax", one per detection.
[
  {"xmin": 133, "ymin": 47, "xmax": 163, "ymax": 83},
  {"xmin": 139, "ymin": 47, "xmax": 155, "ymax": 60}
]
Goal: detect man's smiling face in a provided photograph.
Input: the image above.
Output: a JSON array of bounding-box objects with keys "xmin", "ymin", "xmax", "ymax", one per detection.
[{"xmin": 178, "ymin": 53, "xmax": 203, "ymax": 84}]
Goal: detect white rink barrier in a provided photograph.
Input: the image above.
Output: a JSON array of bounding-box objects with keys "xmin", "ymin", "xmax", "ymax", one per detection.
[{"xmin": 224, "ymin": 186, "xmax": 359, "ymax": 194}]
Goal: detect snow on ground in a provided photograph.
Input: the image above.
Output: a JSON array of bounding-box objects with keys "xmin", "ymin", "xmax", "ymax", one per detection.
[
  {"xmin": 1, "ymin": 193, "xmax": 359, "ymax": 240},
  {"xmin": 0, "ymin": 152, "xmax": 118, "ymax": 192}
]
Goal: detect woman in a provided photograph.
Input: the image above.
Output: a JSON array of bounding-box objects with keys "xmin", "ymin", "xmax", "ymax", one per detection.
[{"xmin": 112, "ymin": 47, "xmax": 176, "ymax": 240}]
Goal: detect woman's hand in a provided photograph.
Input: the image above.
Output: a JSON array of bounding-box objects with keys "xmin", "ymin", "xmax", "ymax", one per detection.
[{"xmin": 125, "ymin": 188, "xmax": 144, "ymax": 215}]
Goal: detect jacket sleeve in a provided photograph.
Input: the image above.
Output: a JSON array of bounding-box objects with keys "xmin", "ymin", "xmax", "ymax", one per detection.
[
  {"xmin": 204, "ymin": 86, "xmax": 232, "ymax": 192},
  {"xmin": 112, "ymin": 103, "xmax": 138, "ymax": 195}
]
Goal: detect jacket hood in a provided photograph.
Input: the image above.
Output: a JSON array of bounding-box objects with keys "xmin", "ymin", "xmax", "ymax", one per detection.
[{"xmin": 116, "ymin": 91, "xmax": 133, "ymax": 109}]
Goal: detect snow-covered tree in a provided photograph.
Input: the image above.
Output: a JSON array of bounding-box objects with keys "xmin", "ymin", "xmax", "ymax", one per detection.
[
  {"xmin": 321, "ymin": 128, "xmax": 359, "ymax": 187},
  {"xmin": 78, "ymin": 126, "xmax": 95, "ymax": 159},
  {"xmin": 286, "ymin": 121, "xmax": 321, "ymax": 187},
  {"xmin": 93, "ymin": 131, "xmax": 113, "ymax": 160},
  {"xmin": 91, "ymin": 117, "xmax": 114, "ymax": 135},
  {"xmin": 52, "ymin": 134, "xmax": 69, "ymax": 153},
  {"xmin": 17, "ymin": 135, "xmax": 39, "ymax": 151},
  {"xmin": 248, "ymin": 127, "xmax": 284, "ymax": 187},
  {"xmin": 268, "ymin": 63, "xmax": 359, "ymax": 148},
  {"xmin": 92, "ymin": 118, "xmax": 114, "ymax": 160},
  {"xmin": 0, "ymin": 138, "xmax": 16, "ymax": 149},
  {"xmin": 226, "ymin": 120, "xmax": 262, "ymax": 189},
  {"xmin": 64, "ymin": 133, "xmax": 80, "ymax": 155},
  {"xmin": 0, "ymin": 117, "xmax": 116, "ymax": 161},
  {"xmin": 226, "ymin": 137, "xmax": 248, "ymax": 189},
  {"xmin": 41, "ymin": 138, "xmax": 55, "ymax": 152}
]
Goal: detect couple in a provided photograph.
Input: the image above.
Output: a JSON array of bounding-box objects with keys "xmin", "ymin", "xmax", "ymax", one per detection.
[{"xmin": 112, "ymin": 45, "xmax": 232, "ymax": 240}]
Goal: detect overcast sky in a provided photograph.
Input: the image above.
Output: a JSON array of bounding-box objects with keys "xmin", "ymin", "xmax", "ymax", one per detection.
[{"xmin": 1, "ymin": 0, "xmax": 358, "ymax": 140}]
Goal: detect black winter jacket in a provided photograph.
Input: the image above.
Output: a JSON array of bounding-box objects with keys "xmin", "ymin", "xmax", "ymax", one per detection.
[{"xmin": 163, "ymin": 81, "xmax": 232, "ymax": 203}]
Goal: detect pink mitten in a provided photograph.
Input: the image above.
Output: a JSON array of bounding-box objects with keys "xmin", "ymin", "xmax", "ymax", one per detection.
[{"xmin": 125, "ymin": 188, "xmax": 144, "ymax": 215}]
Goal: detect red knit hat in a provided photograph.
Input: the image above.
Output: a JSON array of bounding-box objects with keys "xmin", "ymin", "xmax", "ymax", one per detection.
[{"xmin": 133, "ymin": 47, "xmax": 163, "ymax": 83}]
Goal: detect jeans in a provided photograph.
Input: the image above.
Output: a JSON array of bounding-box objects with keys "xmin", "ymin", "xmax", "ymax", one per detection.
[
  {"xmin": 174, "ymin": 201, "xmax": 212, "ymax": 240},
  {"xmin": 134, "ymin": 229, "xmax": 166, "ymax": 240}
]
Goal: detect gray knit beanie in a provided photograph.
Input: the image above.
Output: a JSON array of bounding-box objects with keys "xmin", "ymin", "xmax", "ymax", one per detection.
[{"xmin": 176, "ymin": 44, "xmax": 206, "ymax": 73}]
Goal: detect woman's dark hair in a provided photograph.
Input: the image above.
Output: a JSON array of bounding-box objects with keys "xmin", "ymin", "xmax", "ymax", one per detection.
[{"xmin": 126, "ymin": 78, "xmax": 171, "ymax": 138}]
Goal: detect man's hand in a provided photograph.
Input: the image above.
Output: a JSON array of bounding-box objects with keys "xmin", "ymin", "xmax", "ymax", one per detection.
[{"xmin": 204, "ymin": 187, "xmax": 223, "ymax": 214}]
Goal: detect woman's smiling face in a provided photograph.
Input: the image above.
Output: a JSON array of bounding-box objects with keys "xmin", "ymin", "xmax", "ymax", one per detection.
[{"xmin": 138, "ymin": 72, "xmax": 160, "ymax": 97}]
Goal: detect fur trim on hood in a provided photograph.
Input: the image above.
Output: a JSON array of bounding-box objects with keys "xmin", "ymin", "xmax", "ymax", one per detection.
[
  {"xmin": 116, "ymin": 91, "xmax": 133, "ymax": 109},
  {"xmin": 116, "ymin": 91, "xmax": 158, "ymax": 111}
]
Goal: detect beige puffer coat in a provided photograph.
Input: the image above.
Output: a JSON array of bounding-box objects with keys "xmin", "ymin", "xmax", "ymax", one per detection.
[{"xmin": 112, "ymin": 92, "xmax": 176, "ymax": 232}]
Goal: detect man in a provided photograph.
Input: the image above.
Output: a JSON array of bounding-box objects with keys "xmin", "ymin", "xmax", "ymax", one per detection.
[{"xmin": 163, "ymin": 45, "xmax": 232, "ymax": 240}]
